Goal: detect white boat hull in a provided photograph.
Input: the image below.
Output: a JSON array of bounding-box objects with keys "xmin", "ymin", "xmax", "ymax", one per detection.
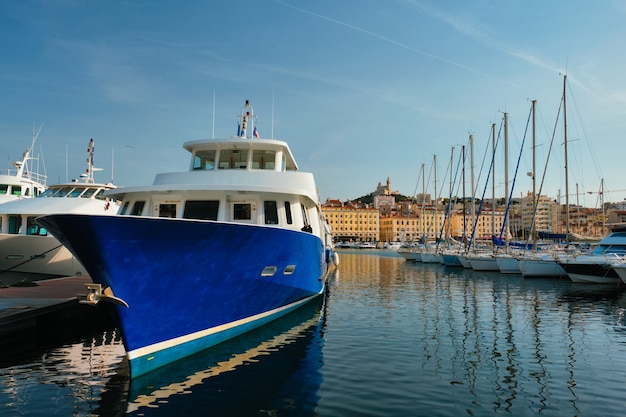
[{"xmin": 0, "ymin": 234, "xmax": 86, "ymax": 277}]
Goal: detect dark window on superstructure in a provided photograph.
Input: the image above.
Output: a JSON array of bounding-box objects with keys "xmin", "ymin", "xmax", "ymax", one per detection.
[
  {"xmin": 11, "ymin": 186, "xmax": 21, "ymax": 196},
  {"xmin": 8, "ymin": 215, "xmax": 19, "ymax": 234},
  {"xmin": 285, "ymin": 201, "xmax": 293, "ymax": 224},
  {"xmin": 234, "ymin": 203, "xmax": 252, "ymax": 220},
  {"xmin": 119, "ymin": 201, "xmax": 130, "ymax": 215},
  {"xmin": 130, "ymin": 201, "xmax": 145, "ymax": 216},
  {"xmin": 159, "ymin": 204, "xmax": 177, "ymax": 218},
  {"xmin": 27, "ymin": 216, "xmax": 46, "ymax": 235},
  {"xmin": 300, "ymin": 204, "xmax": 312, "ymax": 232},
  {"xmin": 0, "ymin": 185, "xmax": 7, "ymax": 195},
  {"xmin": 264, "ymin": 201, "xmax": 279, "ymax": 224},
  {"xmin": 184, "ymin": 200, "xmax": 219, "ymax": 220}
]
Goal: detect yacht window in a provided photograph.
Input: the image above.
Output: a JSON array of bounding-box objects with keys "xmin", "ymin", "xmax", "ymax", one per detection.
[
  {"xmin": 130, "ymin": 201, "xmax": 145, "ymax": 216},
  {"xmin": 284, "ymin": 201, "xmax": 293, "ymax": 224},
  {"xmin": 11, "ymin": 186, "xmax": 21, "ymax": 196},
  {"xmin": 264, "ymin": 201, "xmax": 279, "ymax": 225},
  {"xmin": 193, "ymin": 150, "xmax": 216, "ymax": 170},
  {"xmin": 119, "ymin": 201, "xmax": 130, "ymax": 215},
  {"xmin": 252, "ymin": 150, "xmax": 275, "ymax": 170},
  {"xmin": 55, "ymin": 187, "xmax": 73, "ymax": 197},
  {"xmin": 82, "ymin": 188, "xmax": 97, "ymax": 198},
  {"xmin": 159, "ymin": 204, "xmax": 177, "ymax": 218},
  {"xmin": 0, "ymin": 184, "xmax": 7, "ymax": 195},
  {"xmin": 8, "ymin": 215, "xmax": 20, "ymax": 234},
  {"xmin": 183, "ymin": 200, "xmax": 219, "ymax": 220},
  {"xmin": 69, "ymin": 188, "xmax": 82, "ymax": 197},
  {"xmin": 234, "ymin": 203, "xmax": 252, "ymax": 220},
  {"xmin": 26, "ymin": 216, "xmax": 46, "ymax": 236},
  {"xmin": 220, "ymin": 149, "xmax": 248, "ymax": 169},
  {"xmin": 40, "ymin": 188, "xmax": 57, "ymax": 197},
  {"xmin": 300, "ymin": 204, "xmax": 312, "ymax": 232}
]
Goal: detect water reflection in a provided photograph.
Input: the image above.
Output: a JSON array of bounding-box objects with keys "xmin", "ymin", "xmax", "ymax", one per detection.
[
  {"xmin": 124, "ymin": 293, "xmax": 327, "ymax": 416},
  {"xmin": 4, "ymin": 253, "xmax": 626, "ymax": 416},
  {"xmin": 321, "ymin": 252, "xmax": 626, "ymax": 416}
]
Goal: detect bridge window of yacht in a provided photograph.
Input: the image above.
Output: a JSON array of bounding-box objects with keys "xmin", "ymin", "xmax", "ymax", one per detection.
[
  {"xmin": 264, "ymin": 201, "xmax": 279, "ymax": 225},
  {"xmin": 220, "ymin": 149, "xmax": 248, "ymax": 170},
  {"xmin": 69, "ymin": 188, "xmax": 82, "ymax": 198},
  {"xmin": 81, "ymin": 188, "xmax": 97, "ymax": 198},
  {"xmin": 12, "ymin": 186, "xmax": 21, "ymax": 196},
  {"xmin": 193, "ymin": 150, "xmax": 216, "ymax": 170},
  {"xmin": 0, "ymin": 184, "xmax": 7, "ymax": 195},
  {"xmin": 183, "ymin": 200, "xmax": 219, "ymax": 220},
  {"xmin": 54, "ymin": 187, "xmax": 73, "ymax": 197},
  {"xmin": 284, "ymin": 201, "xmax": 293, "ymax": 224},
  {"xmin": 252, "ymin": 150, "xmax": 276, "ymax": 170},
  {"xmin": 130, "ymin": 201, "xmax": 145, "ymax": 216}
]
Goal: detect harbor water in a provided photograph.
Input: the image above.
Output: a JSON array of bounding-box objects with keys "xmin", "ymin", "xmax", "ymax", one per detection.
[{"xmin": 2, "ymin": 250, "xmax": 626, "ymax": 416}]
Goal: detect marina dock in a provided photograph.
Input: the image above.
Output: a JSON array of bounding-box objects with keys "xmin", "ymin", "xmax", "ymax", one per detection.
[{"xmin": 0, "ymin": 274, "xmax": 112, "ymax": 351}]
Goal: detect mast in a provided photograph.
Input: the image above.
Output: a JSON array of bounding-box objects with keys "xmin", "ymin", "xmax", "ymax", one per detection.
[
  {"xmin": 491, "ymin": 123, "xmax": 496, "ymax": 241},
  {"xmin": 531, "ymin": 99, "xmax": 537, "ymax": 244},
  {"xmin": 563, "ymin": 75, "xmax": 570, "ymax": 239},
  {"xmin": 447, "ymin": 147, "xmax": 454, "ymax": 242},
  {"xmin": 433, "ymin": 154, "xmax": 438, "ymax": 243},
  {"xmin": 420, "ymin": 163, "xmax": 426, "ymax": 242},
  {"xmin": 503, "ymin": 112, "xmax": 509, "ymax": 246},
  {"xmin": 469, "ymin": 134, "xmax": 475, "ymax": 251},
  {"xmin": 462, "ymin": 144, "xmax": 466, "ymax": 244}
]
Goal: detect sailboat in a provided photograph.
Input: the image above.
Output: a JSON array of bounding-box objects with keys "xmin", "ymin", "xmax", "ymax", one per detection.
[
  {"xmin": 466, "ymin": 122, "xmax": 501, "ymax": 271},
  {"xmin": 519, "ymin": 75, "xmax": 571, "ymax": 279}
]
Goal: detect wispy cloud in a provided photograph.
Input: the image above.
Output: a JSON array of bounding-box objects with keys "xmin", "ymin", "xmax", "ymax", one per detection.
[{"xmin": 273, "ymin": 0, "xmax": 487, "ymax": 77}]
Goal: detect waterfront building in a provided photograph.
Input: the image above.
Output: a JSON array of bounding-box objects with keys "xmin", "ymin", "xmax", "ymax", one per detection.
[{"xmin": 322, "ymin": 200, "xmax": 380, "ymax": 243}]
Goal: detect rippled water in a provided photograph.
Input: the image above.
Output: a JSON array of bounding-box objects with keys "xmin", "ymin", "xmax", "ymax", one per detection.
[{"xmin": 2, "ymin": 250, "xmax": 626, "ymax": 416}]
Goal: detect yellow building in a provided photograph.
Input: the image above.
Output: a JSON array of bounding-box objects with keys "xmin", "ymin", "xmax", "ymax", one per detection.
[{"xmin": 322, "ymin": 200, "xmax": 380, "ymax": 243}]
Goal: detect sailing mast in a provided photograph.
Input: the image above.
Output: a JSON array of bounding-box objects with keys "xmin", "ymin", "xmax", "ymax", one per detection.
[
  {"xmin": 433, "ymin": 154, "xmax": 438, "ymax": 243},
  {"xmin": 563, "ymin": 74, "xmax": 570, "ymax": 240},
  {"xmin": 531, "ymin": 99, "xmax": 537, "ymax": 246},
  {"xmin": 491, "ymin": 123, "xmax": 496, "ymax": 243},
  {"xmin": 503, "ymin": 112, "xmax": 509, "ymax": 247},
  {"xmin": 468, "ymin": 134, "xmax": 475, "ymax": 251}
]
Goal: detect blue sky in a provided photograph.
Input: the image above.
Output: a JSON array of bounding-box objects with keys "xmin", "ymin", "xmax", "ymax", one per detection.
[{"xmin": 1, "ymin": 1, "xmax": 625, "ymax": 207}]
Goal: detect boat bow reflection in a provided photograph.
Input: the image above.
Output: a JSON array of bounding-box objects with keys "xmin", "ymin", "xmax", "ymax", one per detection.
[{"xmin": 125, "ymin": 294, "xmax": 327, "ymax": 416}]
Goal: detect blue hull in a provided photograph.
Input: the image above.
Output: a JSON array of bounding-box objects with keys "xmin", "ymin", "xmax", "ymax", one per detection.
[{"xmin": 38, "ymin": 214, "xmax": 328, "ymax": 377}]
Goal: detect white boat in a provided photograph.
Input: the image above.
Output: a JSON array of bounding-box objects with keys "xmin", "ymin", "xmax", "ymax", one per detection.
[
  {"xmin": 0, "ymin": 130, "xmax": 47, "ymax": 203},
  {"xmin": 611, "ymin": 260, "xmax": 626, "ymax": 285},
  {"xmin": 518, "ymin": 251, "xmax": 568, "ymax": 279},
  {"xmin": 38, "ymin": 100, "xmax": 336, "ymax": 378},
  {"xmin": 495, "ymin": 252, "xmax": 521, "ymax": 274},
  {"xmin": 397, "ymin": 243, "xmax": 422, "ymax": 261},
  {"xmin": 466, "ymin": 252, "xmax": 500, "ymax": 271},
  {"xmin": 0, "ymin": 139, "xmax": 118, "ymax": 278},
  {"xmin": 556, "ymin": 231, "xmax": 626, "ymax": 284}
]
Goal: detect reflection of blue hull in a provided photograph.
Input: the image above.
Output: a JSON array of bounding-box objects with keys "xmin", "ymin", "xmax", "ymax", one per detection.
[
  {"xmin": 124, "ymin": 294, "xmax": 326, "ymax": 415},
  {"xmin": 38, "ymin": 214, "xmax": 328, "ymax": 377}
]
